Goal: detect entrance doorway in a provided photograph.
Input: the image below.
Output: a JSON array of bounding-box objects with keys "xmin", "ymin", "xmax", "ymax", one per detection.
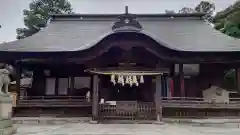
[
  {"xmin": 100, "ymin": 75, "xmax": 154, "ymax": 102},
  {"xmin": 98, "ymin": 75, "xmax": 156, "ymax": 120},
  {"xmin": 111, "ymin": 84, "xmax": 139, "ymax": 101}
]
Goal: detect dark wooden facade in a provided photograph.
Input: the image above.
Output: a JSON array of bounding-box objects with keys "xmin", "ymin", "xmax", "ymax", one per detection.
[{"xmin": 12, "ymin": 34, "xmax": 240, "ymax": 121}]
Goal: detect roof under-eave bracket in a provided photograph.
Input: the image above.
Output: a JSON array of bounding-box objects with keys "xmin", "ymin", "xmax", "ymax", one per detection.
[{"xmin": 0, "ymin": 6, "xmax": 240, "ymax": 53}]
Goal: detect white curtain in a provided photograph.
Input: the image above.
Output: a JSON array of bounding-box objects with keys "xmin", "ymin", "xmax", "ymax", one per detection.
[
  {"xmin": 74, "ymin": 77, "xmax": 91, "ymax": 89},
  {"xmin": 58, "ymin": 78, "xmax": 69, "ymax": 95},
  {"xmin": 45, "ymin": 78, "xmax": 56, "ymax": 95}
]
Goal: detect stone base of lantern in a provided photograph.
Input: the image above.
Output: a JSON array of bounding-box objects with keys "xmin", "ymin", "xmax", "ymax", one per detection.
[{"xmin": 0, "ymin": 94, "xmax": 16, "ymax": 135}]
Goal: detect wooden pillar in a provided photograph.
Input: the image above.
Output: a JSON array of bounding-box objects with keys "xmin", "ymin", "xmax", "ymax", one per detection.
[
  {"xmin": 69, "ymin": 76, "xmax": 74, "ymax": 95},
  {"xmin": 92, "ymin": 75, "xmax": 99, "ymax": 121},
  {"xmin": 15, "ymin": 63, "xmax": 21, "ymax": 102},
  {"xmin": 236, "ymin": 68, "xmax": 240, "ymax": 91},
  {"xmin": 174, "ymin": 64, "xmax": 184, "ymax": 97},
  {"xmin": 55, "ymin": 77, "xmax": 59, "ymax": 96},
  {"xmin": 169, "ymin": 64, "xmax": 175, "ymax": 97},
  {"xmin": 173, "ymin": 64, "xmax": 180, "ymax": 97},
  {"xmin": 155, "ymin": 75, "xmax": 162, "ymax": 121},
  {"xmin": 179, "ymin": 64, "xmax": 184, "ymax": 97}
]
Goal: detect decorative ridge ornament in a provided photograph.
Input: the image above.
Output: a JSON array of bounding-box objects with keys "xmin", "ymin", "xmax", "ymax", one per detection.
[{"xmin": 112, "ymin": 6, "xmax": 143, "ymax": 32}]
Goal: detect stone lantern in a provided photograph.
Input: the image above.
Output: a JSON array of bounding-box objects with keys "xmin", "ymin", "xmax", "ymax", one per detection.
[{"xmin": 0, "ymin": 69, "xmax": 16, "ymax": 135}]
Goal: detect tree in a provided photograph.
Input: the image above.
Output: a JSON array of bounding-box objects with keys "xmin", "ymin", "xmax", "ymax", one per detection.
[
  {"xmin": 213, "ymin": 0, "xmax": 240, "ymax": 38},
  {"xmin": 195, "ymin": 1, "xmax": 215, "ymax": 13},
  {"xmin": 195, "ymin": 1, "xmax": 215, "ymax": 22},
  {"xmin": 178, "ymin": 7, "xmax": 195, "ymax": 14},
  {"xmin": 165, "ymin": 10, "xmax": 175, "ymax": 14},
  {"xmin": 16, "ymin": 0, "xmax": 73, "ymax": 39},
  {"xmin": 178, "ymin": 1, "xmax": 215, "ymax": 15}
]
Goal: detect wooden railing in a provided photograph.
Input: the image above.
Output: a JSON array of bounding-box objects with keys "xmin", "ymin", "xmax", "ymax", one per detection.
[
  {"xmin": 16, "ymin": 96, "xmax": 91, "ymax": 107},
  {"xmin": 162, "ymin": 96, "xmax": 240, "ymax": 101},
  {"xmin": 19, "ymin": 96, "xmax": 87, "ymax": 100},
  {"xmin": 161, "ymin": 97, "xmax": 240, "ymax": 117},
  {"xmin": 16, "ymin": 96, "xmax": 240, "ymax": 109},
  {"xmin": 14, "ymin": 96, "xmax": 240, "ymax": 118},
  {"xmin": 99, "ymin": 101, "xmax": 155, "ymax": 120},
  {"xmin": 162, "ymin": 97, "xmax": 240, "ymax": 109},
  {"xmin": 162, "ymin": 97, "xmax": 204, "ymax": 101}
]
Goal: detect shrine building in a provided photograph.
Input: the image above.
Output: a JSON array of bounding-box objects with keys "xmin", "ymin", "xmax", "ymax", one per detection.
[{"xmin": 1, "ymin": 8, "xmax": 240, "ymax": 121}]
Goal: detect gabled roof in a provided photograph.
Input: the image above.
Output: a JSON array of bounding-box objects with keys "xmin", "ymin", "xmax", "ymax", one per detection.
[{"xmin": 0, "ymin": 13, "xmax": 239, "ymax": 52}]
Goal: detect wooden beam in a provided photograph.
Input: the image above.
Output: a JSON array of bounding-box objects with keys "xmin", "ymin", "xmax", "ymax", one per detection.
[{"xmin": 92, "ymin": 75, "xmax": 99, "ymax": 121}]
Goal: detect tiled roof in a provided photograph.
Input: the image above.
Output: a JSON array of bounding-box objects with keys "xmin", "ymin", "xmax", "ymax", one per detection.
[{"xmin": 0, "ymin": 13, "xmax": 239, "ymax": 52}]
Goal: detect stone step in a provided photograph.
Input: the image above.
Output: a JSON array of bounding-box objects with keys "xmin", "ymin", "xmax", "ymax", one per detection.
[
  {"xmin": 0, "ymin": 119, "xmax": 13, "ymax": 129},
  {"xmin": 100, "ymin": 120, "xmax": 156, "ymax": 124},
  {"xmin": 0, "ymin": 126, "xmax": 16, "ymax": 135},
  {"xmin": 13, "ymin": 117, "xmax": 91, "ymax": 125}
]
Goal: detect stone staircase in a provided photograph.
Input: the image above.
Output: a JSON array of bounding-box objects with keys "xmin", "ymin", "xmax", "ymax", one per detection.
[
  {"xmin": 13, "ymin": 117, "xmax": 91, "ymax": 125},
  {"xmin": 13, "ymin": 107, "xmax": 92, "ymax": 117}
]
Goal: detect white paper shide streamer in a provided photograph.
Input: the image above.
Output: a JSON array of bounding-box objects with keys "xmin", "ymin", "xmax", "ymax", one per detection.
[{"xmin": 110, "ymin": 73, "xmax": 144, "ymax": 87}]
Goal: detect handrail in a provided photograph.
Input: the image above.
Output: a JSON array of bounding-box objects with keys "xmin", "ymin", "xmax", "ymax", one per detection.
[
  {"xmin": 19, "ymin": 96, "xmax": 86, "ymax": 98},
  {"xmin": 18, "ymin": 96, "xmax": 240, "ymax": 101},
  {"xmin": 162, "ymin": 97, "xmax": 240, "ymax": 101},
  {"xmin": 162, "ymin": 97, "xmax": 204, "ymax": 100},
  {"xmin": 17, "ymin": 96, "xmax": 240, "ymax": 105},
  {"xmin": 19, "ymin": 96, "xmax": 86, "ymax": 100},
  {"xmin": 16, "ymin": 96, "xmax": 92, "ymax": 107}
]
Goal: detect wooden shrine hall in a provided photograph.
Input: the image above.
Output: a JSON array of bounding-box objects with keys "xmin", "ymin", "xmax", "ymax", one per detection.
[{"xmin": 1, "ymin": 8, "xmax": 240, "ymax": 121}]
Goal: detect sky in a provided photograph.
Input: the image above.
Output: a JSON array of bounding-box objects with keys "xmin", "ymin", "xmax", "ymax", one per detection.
[{"xmin": 0, "ymin": 0, "xmax": 237, "ymax": 43}]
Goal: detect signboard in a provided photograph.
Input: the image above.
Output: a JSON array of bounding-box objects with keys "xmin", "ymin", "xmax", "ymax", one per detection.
[
  {"xmin": 175, "ymin": 64, "xmax": 199, "ymax": 75},
  {"xmin": 183, "ymin": 64, "xmax": 199, "ymax": 75}
]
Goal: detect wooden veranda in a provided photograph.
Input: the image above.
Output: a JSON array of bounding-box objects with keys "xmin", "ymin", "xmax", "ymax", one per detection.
[{"xmin": 13, "ymin": 96, "xmax": 240, "ymax": 119}]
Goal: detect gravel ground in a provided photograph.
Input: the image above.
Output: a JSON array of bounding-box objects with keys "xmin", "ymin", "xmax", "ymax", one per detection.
[{"xmin": 14, "ymin": 122, "xmax": 240, "ymax": 135}]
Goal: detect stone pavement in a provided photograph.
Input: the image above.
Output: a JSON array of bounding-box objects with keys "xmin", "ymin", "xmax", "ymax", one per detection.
[
  {"xmin": 15, "ymin": 122, "xmax": 240, "ymax": 135},
  {"xmin": 12, "ymin": 117, "xmax": 240, "ymax": 125}
]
